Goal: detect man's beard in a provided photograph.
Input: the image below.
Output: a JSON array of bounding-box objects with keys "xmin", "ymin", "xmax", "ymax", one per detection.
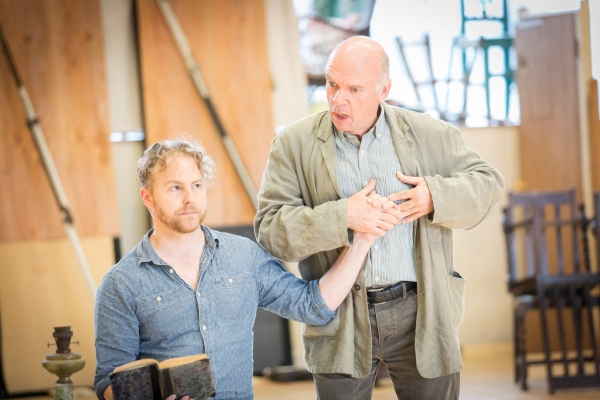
[{"xmin": 153, "ymin": 204, "xmax": 206, "ymax": 234}]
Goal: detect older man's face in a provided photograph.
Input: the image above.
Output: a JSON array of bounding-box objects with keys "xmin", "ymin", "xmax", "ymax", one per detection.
[{"xmin": 326, "ymin": 52, "xmax": 390, "ymax": 137}]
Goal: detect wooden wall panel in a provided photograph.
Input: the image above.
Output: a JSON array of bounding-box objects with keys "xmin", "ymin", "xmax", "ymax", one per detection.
[
  {"xmin": 137, "ymin": 0, "xmax": 274, "ymax": 227},
  {"xmin": 0, "ymin": 236, "xmax": 114, "ymax": 392},
  {"xmin": 589, "ymin": 79, "xmax": 600, "ymax": 192},
  {"xmin": 515, "ymin": 13, "xmax": 582, "ymax": 199},
  {"xmin": 0, "ymin": 0, "xmax": 119, "ymax": 240}
]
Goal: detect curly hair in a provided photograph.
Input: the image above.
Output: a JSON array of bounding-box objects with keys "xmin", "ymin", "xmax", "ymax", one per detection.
[{"xmin": 136, "ymin": 136, "xmax": 217, "ymax": 190}]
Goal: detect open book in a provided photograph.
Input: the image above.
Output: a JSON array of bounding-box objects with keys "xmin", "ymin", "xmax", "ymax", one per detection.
[{"xmin": 110, "ymin": 354, "xmax": 215, "ymax": 400}]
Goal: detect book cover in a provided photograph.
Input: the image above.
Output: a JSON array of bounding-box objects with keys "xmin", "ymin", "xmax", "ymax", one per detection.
[
  {"xmin": 110, "ymin": 363, "xmax": 162, "ymax": 400},
  {"xmin": 110, "ymin": 354, "xmax": 214, "ymax": 400},
  {"xmin": 160, "ymin": 358, "xmax": 215, "ymax": 400}
]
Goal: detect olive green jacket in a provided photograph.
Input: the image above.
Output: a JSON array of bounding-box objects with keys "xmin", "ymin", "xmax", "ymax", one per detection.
[{"xmin": 254, "ymin": 103, "xmax": 505, "ymax": 379}]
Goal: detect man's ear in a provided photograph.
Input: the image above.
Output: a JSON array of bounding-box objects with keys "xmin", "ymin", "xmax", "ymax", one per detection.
[
  {"xmin": 140, "ymin": 186, "xmax": 153, "ymax": 210},
  {"xmin": 379, "ymin": 78, "xmax": 391, "ymax": 102}
]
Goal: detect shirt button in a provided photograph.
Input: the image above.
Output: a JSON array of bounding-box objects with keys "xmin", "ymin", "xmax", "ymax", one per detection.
[
  {"xmin": 363, "ymin": 181, "xmax": 368, "ymax": 186},
  {"xmin": 360, "ymin": 150, "xmax": 365, "ymax": 155},
  {"xmin": 354, "ymin": 284, "xmax": 361, "ymax": 291},
  {"xmin": 202, "ymin": 326, "xmax": 207, "ymax": 330},
  {"xmin": 374, "ymin": 245, "xmax": 379, "ymax": 250},
  {"xmin": 197, "ymin": 292, "xmax": 200, "ymax": 297},
  {"xmin": 229, "ymin": 278, "xmax": 233, "ymax": 283},
  {"xmin": 156, "ymin": 296, "xmax": 162, "ymax": 302},
  {"xmin": 169, "ymin": 269, "xmax": 174, "ymax": 273},
  {"xmin": 375, "ymin": 276, "xmax": 380, "ymax": 282}
]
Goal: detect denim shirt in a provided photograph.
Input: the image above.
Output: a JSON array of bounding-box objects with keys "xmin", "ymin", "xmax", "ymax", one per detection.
[{"xmin": 94, "ymin": 226, "xmax": 334, "ymax": 400}]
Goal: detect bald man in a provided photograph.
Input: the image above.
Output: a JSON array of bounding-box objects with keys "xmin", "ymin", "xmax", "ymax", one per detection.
[{"xmin": 254, "ymin": 36, "xmax": 504, "ymax": 399}]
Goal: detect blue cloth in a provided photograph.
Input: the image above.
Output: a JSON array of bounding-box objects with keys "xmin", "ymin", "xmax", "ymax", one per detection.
[{"xmin": 94, "ymin": 226, "xmax": 334, "ymax": 400}]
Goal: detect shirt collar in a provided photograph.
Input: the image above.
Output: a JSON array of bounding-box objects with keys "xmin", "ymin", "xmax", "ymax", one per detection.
[
  {"xmin": 333, "ymin": 104, "xmax": 386, "ymax": 142},
  {"xmin": 135, "ymin": 225, "xmax": 220, "ymax": 266}
]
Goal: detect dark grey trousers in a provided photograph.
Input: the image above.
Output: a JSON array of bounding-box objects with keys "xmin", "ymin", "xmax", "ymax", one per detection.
[{"xmin": 313, "ymin": 289, "xmax": 460, "ymax": 400}]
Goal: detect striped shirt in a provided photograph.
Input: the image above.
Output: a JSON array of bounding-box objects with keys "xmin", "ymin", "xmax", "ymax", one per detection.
[{"xmin": 334, "ymin": 108, "xmax": 416, "ymax": 286}]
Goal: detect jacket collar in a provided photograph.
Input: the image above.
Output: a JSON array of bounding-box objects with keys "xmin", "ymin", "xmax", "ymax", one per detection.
[
  {"xmin": 383, "ymin": 102, "xmax": 417, "ymax": 177},
  {"xmin": 382, "ymin": 101, "xmax": 410, "ymax": 139}
]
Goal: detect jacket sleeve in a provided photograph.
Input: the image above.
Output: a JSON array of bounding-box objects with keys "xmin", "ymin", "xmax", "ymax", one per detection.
[
  {"xmin": 254, "ymin": 133, "xmax": 350, "ymax": 262},
  {"xmin": 424, "ymin": 123, "xmax": 505, "ymax": 230}
]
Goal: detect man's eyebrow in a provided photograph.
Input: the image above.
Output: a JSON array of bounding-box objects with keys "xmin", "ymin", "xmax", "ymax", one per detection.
[{"xmin": 164, "ymin": 179, "xmax": 203, "ymax": 185}]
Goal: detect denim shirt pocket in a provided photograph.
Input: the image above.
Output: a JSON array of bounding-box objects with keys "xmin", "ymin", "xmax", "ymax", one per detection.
[
  {"xmin": 137, "ymin": 289, "xmax": 186, "ymax": 340},
  {"xmin": 211, "ymin": 274, "xmax": 252, "ymax": 321}
]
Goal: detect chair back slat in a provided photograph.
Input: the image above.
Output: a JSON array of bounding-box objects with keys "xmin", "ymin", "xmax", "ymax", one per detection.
[
  {"xmin": 532, "ymin": 189, "xmax": 581, "ymax": 278},
  {"xmin": 503, "ymin": 193, "xmax": 536, "ymax": 284},
  {"xmin": 595, "ymin": 193, "xmax": 600, "ymax": 273},
  {"xmin": 553, "ymin": 202, "xmax": 565, "ymax": 276}
]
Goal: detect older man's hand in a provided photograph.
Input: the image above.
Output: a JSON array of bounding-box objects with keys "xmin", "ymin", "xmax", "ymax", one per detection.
[
  {"xmin": 387, "ymin": 171, "xmax": 434, "ymax": 224},
  {"xmin": 347, "ymin": 180, "xmax": 402, "ymax": 236}
]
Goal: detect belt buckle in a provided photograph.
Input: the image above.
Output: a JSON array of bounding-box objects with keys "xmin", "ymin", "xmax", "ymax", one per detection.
[{"xmin": 366, "ymin": 287, "xmax": 386, "ymax": 305}]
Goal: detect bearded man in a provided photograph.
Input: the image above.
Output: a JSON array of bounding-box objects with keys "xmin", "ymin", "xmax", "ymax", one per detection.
[{"xmin": 94, "ymin": 137, "xmax": 393, "ymax": 400}]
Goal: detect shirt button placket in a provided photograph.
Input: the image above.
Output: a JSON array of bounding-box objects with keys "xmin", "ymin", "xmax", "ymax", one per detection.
[{"xmin": 197, "ymin": 291, "xmax": 211, "ymax": 359}]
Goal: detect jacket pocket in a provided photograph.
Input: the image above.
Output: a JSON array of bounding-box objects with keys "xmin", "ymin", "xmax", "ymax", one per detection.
[
  {"xmin": 302, "ymin": 303, "xmax": 342, "ymax": 338},
  {"xmin": 446, "ymin": 271, "xmax": 466, "ymax": 329},
  {"xmin": 138, "ymin": 289, "xmax": 185, "ymax": 340},
  {"xmin": 425, "ymin": 217, "xmax": 442, "ymax": 243},
  {"xmin": 211, "ymin": 274, "xmax": 252, "ymax": 321}
]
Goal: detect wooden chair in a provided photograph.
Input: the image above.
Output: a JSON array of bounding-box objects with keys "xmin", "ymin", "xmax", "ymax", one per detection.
[
  {"xmin": 503, "ymin": 189, "xmax": 600, "ymax": 393},
  {"xmin": 503, "ymin": 192, "xmax": 536, "ymax": 387}
]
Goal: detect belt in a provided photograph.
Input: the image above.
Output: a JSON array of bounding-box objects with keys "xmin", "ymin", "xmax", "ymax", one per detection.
[{"xmin": 366, "ymin": 281, "xmax": 417, "ymax": 305}]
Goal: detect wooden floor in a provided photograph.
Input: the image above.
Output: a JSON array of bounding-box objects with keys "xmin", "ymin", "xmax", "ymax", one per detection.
[{"xmin": 20, "ymin": 343, "xmax": 600, "ymax": 399}]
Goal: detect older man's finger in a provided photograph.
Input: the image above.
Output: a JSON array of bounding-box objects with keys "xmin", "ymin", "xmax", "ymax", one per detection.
[
  {"xmin": 388, "ymin": 187, "xmax": 417, "ymax": 203},
  {"xmin": 402, "ymin": 211, "xmax": 424, "ymax": 224},
  {"xmin": 381, "ymin": 200, "xmax": 395, "ymax": 210},
  {"xmin": 366, "ymin": 191, "xmax": 380, "ymax": 204},
  {"xmin": 373, "ymin": 196, "xmax": 389, "ymax": 208},
  {"xmin": 396, "ymin": 171, "xmax": 423, "ymax": 186}
]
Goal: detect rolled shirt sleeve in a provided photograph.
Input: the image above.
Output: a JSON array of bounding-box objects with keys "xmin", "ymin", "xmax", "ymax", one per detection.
[{"xmin": 253, "ymin": 243, "xmax": 335, "ymax": 325}]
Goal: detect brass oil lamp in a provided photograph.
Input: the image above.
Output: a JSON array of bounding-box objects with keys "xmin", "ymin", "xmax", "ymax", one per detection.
[{"xmin": 42, "ymin": 326, "xmax": 85, "ymax": 400}]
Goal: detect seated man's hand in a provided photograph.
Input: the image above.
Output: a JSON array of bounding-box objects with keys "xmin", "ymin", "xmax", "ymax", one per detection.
[
  {"xmin": 347, "ymin": 180, "xmax": 401, "ymax": 236},
  {"xmin": 387, "ymin": 171, "xmax": 434, "ymax": 224},
  {"xmin": 353, "ymin": 230, "xmax": 380, "ymax": 245}
]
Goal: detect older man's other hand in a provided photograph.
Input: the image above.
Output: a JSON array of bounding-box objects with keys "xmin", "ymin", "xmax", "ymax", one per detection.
[
  {"xmin": 387, "ymin": 171, "xmax": 434, "ymax": 224},
  {"xmin": 347, "ymin": 180, "xmax": 401, "ymax": 236}
]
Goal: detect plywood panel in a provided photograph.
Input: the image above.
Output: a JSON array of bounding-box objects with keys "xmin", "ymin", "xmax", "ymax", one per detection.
[
  {"xmin": 0, "ymin": 236, "xmax": 115, "ymax": 393},
  {"xmin": 137, "ymin": 0, "xmax": 274, "ymax": 226},
  {"xmin": 589, "ymin": 79, "xmax": 600, "ymax": 192},
  {"xmin": 0, "ymin": 0, "xmax": 119, "ymax": 240},
  {"xmin": 515, "ymin": 13, "xmax": 582, "ymax": 199}
]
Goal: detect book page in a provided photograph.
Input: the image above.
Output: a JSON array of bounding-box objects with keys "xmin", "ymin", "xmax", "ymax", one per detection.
[
  {"xmin": 158, "ymin": 354, "xmax": 208, "ymax": 369},
  {"xmin": 112, "ymin": 358, "xmax": 159, "ymax": 373}
]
